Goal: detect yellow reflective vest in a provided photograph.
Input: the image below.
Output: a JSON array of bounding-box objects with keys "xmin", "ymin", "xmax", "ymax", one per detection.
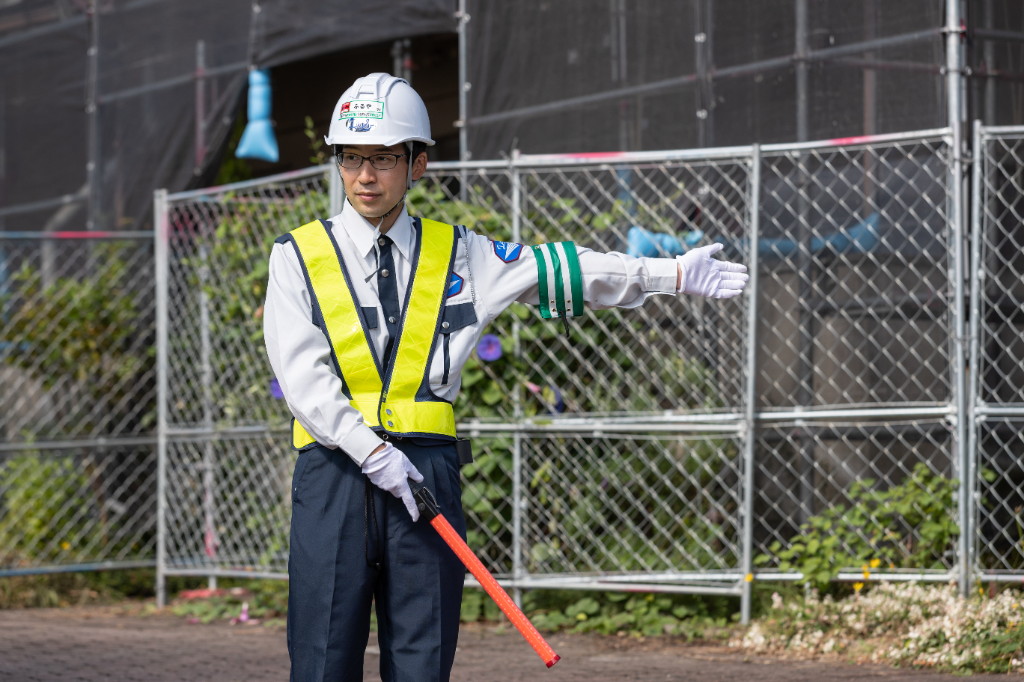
[{"xmin": 275, "ymin": 217, "xmax": 459, "ymax": 449}]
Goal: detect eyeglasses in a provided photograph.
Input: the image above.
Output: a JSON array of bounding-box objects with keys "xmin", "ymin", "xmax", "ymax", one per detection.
[{"xmin": 337, "ymin": 151, "xmax": 408, "ymax": 171}]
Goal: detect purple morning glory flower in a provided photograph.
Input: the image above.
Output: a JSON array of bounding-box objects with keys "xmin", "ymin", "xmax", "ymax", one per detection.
[
  {"xmin": 476, "ymin": 334, "xmax": 503, "ymax": 362},
  {"xmin": 270, "ymin": 378, "xmax": 284, "ymax": 399}
]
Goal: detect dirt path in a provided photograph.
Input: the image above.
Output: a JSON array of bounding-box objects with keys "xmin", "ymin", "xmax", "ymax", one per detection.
[{"xmin": 0, "ymin": 605, "xmax": 996, "ymax": 681}]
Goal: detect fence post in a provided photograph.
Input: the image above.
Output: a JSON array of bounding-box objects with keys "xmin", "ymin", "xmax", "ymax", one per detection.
[
  {"xmin": 154, "ymin": 188, "xmax": 169, "ymax": 608},
  {"xmin": 510, "ymin": 149, "xmax": 523, "ymax": 606},
  {"xmin": 951, "ymin": 132, "xmax": 969, "ymax": 597},
  {"xmin": 966, "ymin": 119, "xmax": 984, "ymax": 588},
  {"xmin": 741, "ymin": 144, "xmax": 761, "ymax": 625},
  {"xmin": 200, "ymin": 243, "xmax": 217, "ymax": 589}
]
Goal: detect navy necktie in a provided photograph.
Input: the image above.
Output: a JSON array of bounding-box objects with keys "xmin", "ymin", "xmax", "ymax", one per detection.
[{"xmin": 377, "ymin": 235, "xmax": 401, "ymax": 370}]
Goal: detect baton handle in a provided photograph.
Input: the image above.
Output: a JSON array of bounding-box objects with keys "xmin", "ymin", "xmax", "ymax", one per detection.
[{"xmin": 410, "ymin": 479, "xmax": 560, "ymax": 668}]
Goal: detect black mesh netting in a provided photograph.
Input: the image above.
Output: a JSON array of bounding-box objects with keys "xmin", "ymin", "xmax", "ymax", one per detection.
[
  {"xmin": 3, "ymin": 0, "xmax": 1024, "ymax": 232},
  {"xmin": 0, "ymin": 0, "xmax": 455, "ymax": 233},
  {"xmin": 465, "ymin": 0, "xmax": 1024, "ymax": 159}
]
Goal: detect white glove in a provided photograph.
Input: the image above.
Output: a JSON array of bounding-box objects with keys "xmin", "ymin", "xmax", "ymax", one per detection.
[
  {"xmin": 361, "ymin": 443, "xmax": 425, "ymax": 521},
  {"xmin": 676, "ymin": 243, "xmax": 749, "ymax": 299}
]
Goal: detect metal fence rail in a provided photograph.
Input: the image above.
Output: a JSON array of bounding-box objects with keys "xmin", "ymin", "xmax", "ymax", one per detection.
[{"xmin": 0, "ymin": 232, "xmax": 157, "ymax": 576}]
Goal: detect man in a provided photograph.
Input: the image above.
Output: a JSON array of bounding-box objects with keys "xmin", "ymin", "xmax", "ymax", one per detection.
[{"xmin": 263, "ymin": 72, "xmax": 748, "ymax": 682}]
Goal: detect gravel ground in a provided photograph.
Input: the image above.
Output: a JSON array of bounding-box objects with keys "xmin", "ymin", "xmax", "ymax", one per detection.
[{"xmin": 0, "ymin": 605, "xmax": 997, "ymax": 681}]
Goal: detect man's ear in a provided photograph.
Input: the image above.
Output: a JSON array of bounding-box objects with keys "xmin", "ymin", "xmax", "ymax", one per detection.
[{"xmin": 410, "ymin": 151, "xmax": 429, "ymax": 182}]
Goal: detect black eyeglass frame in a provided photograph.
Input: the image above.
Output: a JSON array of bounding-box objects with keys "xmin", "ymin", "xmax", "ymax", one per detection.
[{"xmin": 335, "ymin": 151, "xmax": 409, "ymax": 171}]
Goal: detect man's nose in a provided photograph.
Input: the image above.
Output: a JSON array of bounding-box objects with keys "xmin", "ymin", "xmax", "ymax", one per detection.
[{"xmin": 357, "ymin": 162, "xmax": 377, "ymax": 185}]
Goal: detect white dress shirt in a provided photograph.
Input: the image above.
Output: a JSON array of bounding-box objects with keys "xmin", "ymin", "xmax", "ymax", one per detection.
[{"xmin": 263, "ymin": 200, "xmax": 680, "ymax": 466}]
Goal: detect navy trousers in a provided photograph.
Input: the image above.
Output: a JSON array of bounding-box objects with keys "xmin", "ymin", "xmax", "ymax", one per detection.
[{"xmin": 287, "ymin": 439, "xmax": 467, "ymax": 682}]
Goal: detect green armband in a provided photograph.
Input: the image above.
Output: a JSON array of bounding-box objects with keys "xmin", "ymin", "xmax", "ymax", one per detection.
[{"xmin": 532, "ymin": 241, "xmax": 583, "ymax": 319}]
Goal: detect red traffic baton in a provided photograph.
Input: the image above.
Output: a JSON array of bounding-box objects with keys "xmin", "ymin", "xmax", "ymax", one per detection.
[{"xmin": 409, "ymin": 478, "xmax": 560, "ymax": 668}]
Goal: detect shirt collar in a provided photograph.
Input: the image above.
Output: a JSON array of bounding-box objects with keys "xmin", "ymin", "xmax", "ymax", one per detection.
[{"xmin": 338, "ymin": 200, "xmax": 414, "ymax": 262}]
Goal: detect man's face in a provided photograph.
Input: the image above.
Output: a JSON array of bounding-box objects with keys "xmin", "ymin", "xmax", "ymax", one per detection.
[{"xmin": 339, "ymin": 143, "xmax": 427, "ymax": 219}]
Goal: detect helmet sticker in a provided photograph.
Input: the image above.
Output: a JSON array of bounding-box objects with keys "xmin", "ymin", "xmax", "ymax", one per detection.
[
  {"xmin": 491, "ymin": 241, "xmax": 523, "ymax": 263},
  {"xmin": 340, "ymin": 100, "xmax": 384, "ymax": 120},
  {"xmin": 346, "ymin": 118, "xmax": 375, "ymax": 133},
  {"xmin": 448, "ymin": 272, "xmax": 464, "ymax": 298}
]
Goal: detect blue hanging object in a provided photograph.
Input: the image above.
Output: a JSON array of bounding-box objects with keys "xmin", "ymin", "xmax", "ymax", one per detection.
[
  {"xmin": 719, "ymin": 212, "xmax": 881, "ymax": 259},
  {"xmin": 627, "ymin": 226, "xmax": 703, "ymax": 258},
  {"xmin": 235, "ymin": 69, "xmax": 279, "ymax": 163}
]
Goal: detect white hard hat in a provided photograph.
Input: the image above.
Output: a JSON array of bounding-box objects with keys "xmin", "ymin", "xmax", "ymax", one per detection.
[{"xmin": 325, "ymin": 73, "xmax": 434, "ymax": 147}]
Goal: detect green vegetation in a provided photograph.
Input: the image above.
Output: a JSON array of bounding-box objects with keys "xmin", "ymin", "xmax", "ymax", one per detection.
[
  {"xmin": 463, "ymin": 588, "xmax": 737, "ymax": 639},
  {"xmin": 0, "ymin": 245, "xmax": 154, "ymax": 436},
  {"xmin": 755, "ymin": 463, "xmax": 959, "ymax": 587}
]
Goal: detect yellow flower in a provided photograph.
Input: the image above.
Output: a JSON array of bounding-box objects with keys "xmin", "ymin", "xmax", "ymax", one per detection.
[
  {"xmin": 863, "ymin": 571, "xmax": 871, "ymax": 580},
  {"xmin": 870, "ymin": 558, "xmax": 881, "ymax": 569},
  {"xmin": 61, "ymin": 542, "xmax": 70, "ymax": 551},
  {"xmin": 854, "ymin": 582, "xmax": 864, "ymax": 593}
]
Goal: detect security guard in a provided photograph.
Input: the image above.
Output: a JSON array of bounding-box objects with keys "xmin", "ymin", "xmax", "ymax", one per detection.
[{"xmin": 263, "ymin": 72, "xmax": 748, "ymax": 682}]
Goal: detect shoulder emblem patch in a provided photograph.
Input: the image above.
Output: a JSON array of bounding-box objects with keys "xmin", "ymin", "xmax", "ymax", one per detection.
[
  {"xmin": 492, "ymin": 240, "xmax": 524, "ymax": 263},
  {"xmin": 448, "ymin": 272, "xmax": 465, "ymax": 298}
]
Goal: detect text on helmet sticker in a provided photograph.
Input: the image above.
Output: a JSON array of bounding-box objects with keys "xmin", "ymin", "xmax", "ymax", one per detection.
[
  {"xmin": 340, "ymin": 100, "xmax": 384, "ymax": 120},
  {"xmin": 491, "ymin": 241, "xmax": 523, "ymax": 263}
]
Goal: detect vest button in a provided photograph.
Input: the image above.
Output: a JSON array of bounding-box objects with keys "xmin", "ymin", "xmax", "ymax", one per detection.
[
  {"xmin": 388, "ymin": 316, "xmax": 396, "ymax": 324},
  {"xmin": 441, "ymin": 321, "xmax": 450, "ymax": 330},
  {"xmin": 378, "ymin": 238, "xmax": 385, "ymax": 246},
  {"xmin": 381, "ymin": 269, "xmax": 390, "ymax": 277},
  {"xmin": 386, "ymin": 409, "xmax": 392, "ymax": 416},
  {"xmin": 387, "ymin": 421, "xmax": 394, "ymax": 427}
]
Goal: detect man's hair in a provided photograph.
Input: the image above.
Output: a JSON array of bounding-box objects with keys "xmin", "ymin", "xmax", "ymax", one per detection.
[{"xmin": 409, "ymin": 141, "xmax": 427, "ymax": 163}]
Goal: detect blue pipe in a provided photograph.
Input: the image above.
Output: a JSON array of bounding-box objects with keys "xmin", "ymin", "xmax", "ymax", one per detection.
[{"xmin": 626, "ymin": 213, "xmax": 880, "ymax": 260}]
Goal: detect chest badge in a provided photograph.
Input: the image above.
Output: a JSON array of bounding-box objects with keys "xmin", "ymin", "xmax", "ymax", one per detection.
[
  {"xmin": 448, "ymin": 272, "xmax": 464, "ymax": 298},
  {"xmin": 492, "ymin": 241, "xmax": 523, "ymax": 263}
]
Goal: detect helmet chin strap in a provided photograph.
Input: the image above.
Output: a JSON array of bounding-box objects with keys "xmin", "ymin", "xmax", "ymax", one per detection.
[{"xmin": 375, "ymin": 192, "xmax": 407, "ymax": 226}]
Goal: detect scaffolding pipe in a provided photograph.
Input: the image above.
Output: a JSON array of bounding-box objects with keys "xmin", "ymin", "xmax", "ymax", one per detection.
[
  {"xmin": 86, "ymin": 0, "xmax": 100, "ymax": 231},
  {"xmin": 194, "ymin": 40, "xmax": 207, "ymax": 174},
  {"xmin": 983, "ymin": 0, "xmax": 996, "ymax": 125},
  {"xmin": 457, "ymin": 0, "xmax": 469, "ymax": 202}
]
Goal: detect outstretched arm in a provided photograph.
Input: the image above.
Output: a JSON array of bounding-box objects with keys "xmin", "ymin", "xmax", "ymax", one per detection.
[{"xmin": 468, "ymin": 233, "xmax": 748, "ymax": 322}]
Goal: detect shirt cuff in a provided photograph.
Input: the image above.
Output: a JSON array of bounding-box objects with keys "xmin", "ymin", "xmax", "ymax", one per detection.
[
  {"xmin": 340, "ymin": 425, "xmax": 385, "ymax": 467},
  {"xmin": 644, "ymin": 258, "xmax": 680, "ymax": 294}
]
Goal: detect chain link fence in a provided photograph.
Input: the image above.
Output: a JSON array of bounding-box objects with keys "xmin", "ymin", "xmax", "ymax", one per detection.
[
  {"xmin": 0, "ymin": 232, "xmax": 157, "ymax": 576},
  {"xmin": 149, "ymin": 127, "xmax": 978, "ymax": 622},
  {"xmin": 6, "ymin": 125, "xmax": 1002, "ymax": 622}
]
